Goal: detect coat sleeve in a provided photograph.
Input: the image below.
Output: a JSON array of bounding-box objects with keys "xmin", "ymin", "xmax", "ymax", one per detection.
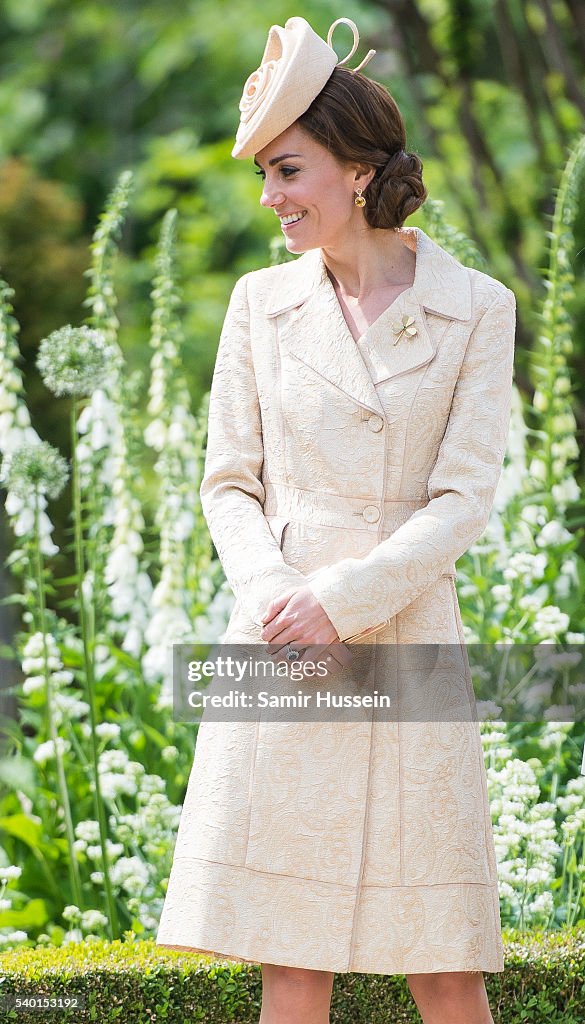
[
  {"xmin": 307, "ymin": 287, "xmax": 517, "ymax": 643},
  {"xmin": 199, "ymin": 272, "xmax": 309, "ymax": 627}
]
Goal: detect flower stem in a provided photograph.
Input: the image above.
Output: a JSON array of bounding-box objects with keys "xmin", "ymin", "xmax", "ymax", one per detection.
[
  {"xmin": 568, "ymin": 834, "xmax": 585, "ymax": 926},
  {"xmin": 70, "ymin": 402, "xmax": 119, "ymax": 938},
  {"xmin": 32, "ymin": 491, "xmax": 82, "ymax": 910}
]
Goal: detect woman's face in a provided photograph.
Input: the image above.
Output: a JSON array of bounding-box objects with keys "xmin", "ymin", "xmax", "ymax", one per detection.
[{"xmin": 255, "ymin": 124, "xmax": 369, "ymax": 253}]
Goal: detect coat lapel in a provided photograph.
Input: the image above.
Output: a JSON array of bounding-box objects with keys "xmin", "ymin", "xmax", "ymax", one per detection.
[{"xmin": 264, "ymin": 227, "xmax": 472, "ymax": 416}]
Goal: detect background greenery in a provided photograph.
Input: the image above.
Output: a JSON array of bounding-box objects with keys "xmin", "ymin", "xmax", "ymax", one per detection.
[
  {"xmin": 0, "ymin": 0, "xmax": 584, "ymax": 970},
  {"xmin": 1, "ymin": 0, "xmax": 584, "ymax": 442}
]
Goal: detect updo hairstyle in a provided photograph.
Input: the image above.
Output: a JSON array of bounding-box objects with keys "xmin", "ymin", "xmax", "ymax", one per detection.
[{"xmin": 297, "ymin": 66, "xmax": 427, "ymax": 229}]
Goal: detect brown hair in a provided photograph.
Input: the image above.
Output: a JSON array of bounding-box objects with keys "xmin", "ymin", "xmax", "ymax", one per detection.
[{"xmin": 297, "ymin": 66, "xmax": 427, "ymax": 230}]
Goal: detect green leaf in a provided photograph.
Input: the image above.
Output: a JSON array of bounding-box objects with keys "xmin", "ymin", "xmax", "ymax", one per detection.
[
  {"xmin": 0, "ymin": 812, "xmax": 43, "ymax": 848},
  {"xmin": 0, "ymin": 755, "xmax": 36, "ymax": 799},
  {"xmin": 0, "ymin": 898, "xmax": 48, "ymax": 929}
]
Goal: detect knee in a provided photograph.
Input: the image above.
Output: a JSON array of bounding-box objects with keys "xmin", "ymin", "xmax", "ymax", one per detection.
[
  {"xmin": 408, "ymin": 970, "xmax": 484, "ymax": 997},
  {"xmin": 262, "ymin": 964, "xmax": 333, "ymax": 988},
  {"xmin": 438, "ymin": 970, "xmax": 482, "ymax": 991}
]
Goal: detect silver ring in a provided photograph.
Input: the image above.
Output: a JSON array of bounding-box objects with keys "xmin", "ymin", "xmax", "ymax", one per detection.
[{"xmin": 286, "ymin": 644, "xmax": 300, "ymax": 661}]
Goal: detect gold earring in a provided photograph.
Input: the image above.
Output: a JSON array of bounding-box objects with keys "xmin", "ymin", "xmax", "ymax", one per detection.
[{"xmin": 354, "ymin": 187, "xmax": 366, "ymax": 207}]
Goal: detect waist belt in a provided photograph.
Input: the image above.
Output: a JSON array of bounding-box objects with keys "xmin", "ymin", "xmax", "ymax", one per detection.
[{"xmin": 262, "ymin": 481, "xmax": 429, "ymax": 532}]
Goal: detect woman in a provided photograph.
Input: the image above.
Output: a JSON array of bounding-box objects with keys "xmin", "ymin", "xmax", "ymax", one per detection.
[{"xmin": 156, "ymin": 16, "xmax": 516, "ymax": 1024}]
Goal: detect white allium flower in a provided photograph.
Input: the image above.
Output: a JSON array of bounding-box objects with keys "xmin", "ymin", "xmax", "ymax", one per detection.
[
  {"xmin": 139, "ymin": 774, "xmax": 165, "ymax": 796},
  {"xmin": 37, "ymin": 326, "xmax": 112, "ymax": 397},
  {"xmin": 62, "ymin": 905, "xmax": 81, "ymax": 923},
  {"xmin": 538, "ymin": 724, "xmax": 572, "ymax": 748},
  {"xmin": 85, "ymin": 840, "xmax": 123, "ymax": 862},
  {"xmin": 95, "ymin": 722, "xmax": 121, "ymax": 741},
  {"xmin": 80, "ymin": 909, "xmax": 108, "ymax": 931},
  {"xmin": 99, "ymin": 749, "xmax": 129, "ymax": 772},
  {"xmin": 109, "ymin": 856, "xmax": 149, "ymax": 896},
  {"xmin": 533, "ymin": 606, "xmax": 570, "ymax": 639},
  {"xmin": 99, "ymin": 773, "xmax": 137, "ymax": 799},
  {"xmin": 526, "ymin": 891, "xmax": 554, "ymax": 917},
  {"xmin": 0, "ymin": 441, "xmax": 69, "ymax": 500},
  {"xmin": 557, "ymin": 794, "xmax": 582, "ymax": 815},
  {"xmin": 503, "ymin": 552, "xmax": 547, "ymax": 584},
  {"xmin": 74, "ymin": 820, "xmax": 100, "ymax": 843},
  {"xmin": 491, "ymin": 584, "xmax": 512, "ymax": 603},
  {"xmin": 492, "ymin": 746, "xmax": 515, "ymax": 761}
]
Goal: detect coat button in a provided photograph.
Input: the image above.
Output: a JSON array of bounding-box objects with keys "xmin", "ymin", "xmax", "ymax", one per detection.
[
  {"xmin": 362, "ymin": 505, "xmax": 381, "ymax": 523},
  {"xmin": 367, "ymin": 414, "xmax": 384, "ymax": 432}
]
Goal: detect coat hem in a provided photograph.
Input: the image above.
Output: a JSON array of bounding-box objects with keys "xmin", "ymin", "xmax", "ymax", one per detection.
[
  {"xmin": 154, "ymin": 938, "xmax": 505, "ymax": 976},
  {"xmin": 155, "ymin": 940, "xmax": 261, "ymax": 967},
  {"xmin": 155, "ymin": 857, "xmax": 505, "ymax": 975}
]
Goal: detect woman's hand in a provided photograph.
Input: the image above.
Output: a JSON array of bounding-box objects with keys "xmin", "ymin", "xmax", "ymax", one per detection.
[
  {"xmin": 260, "ymin": 585, "xmax": 339, "ymax": 647},
  {"xmin": 260, "ymin": 585, "xmax": 355, "ymax": 677}
]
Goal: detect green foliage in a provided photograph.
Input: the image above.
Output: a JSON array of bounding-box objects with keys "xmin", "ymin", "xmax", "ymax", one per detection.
[
  {"xmin": 1, "ymin": 0, "xmax": 583, "ymax": 407},
  {"xmin": 0, "ymin": 4, "xmax": 585, "ymax": 970},
  {"xmin": 0, "ymin": 175, "xmax": 208, "ymax": 950},
  {"xmin": 0, "ymin": 929, "xmax": 583, "ymax": 1023}
]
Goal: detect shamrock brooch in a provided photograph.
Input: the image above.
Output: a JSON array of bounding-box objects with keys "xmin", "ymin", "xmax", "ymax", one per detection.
[{"xmin": 392, "ymin": 314, "xmax": 417, "ymax": 345}]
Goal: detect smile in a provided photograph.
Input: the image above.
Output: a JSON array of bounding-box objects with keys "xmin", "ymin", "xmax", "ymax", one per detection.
[{"xmin": 280, "ymin": 210, "xmax": 307, "ymax": 226}]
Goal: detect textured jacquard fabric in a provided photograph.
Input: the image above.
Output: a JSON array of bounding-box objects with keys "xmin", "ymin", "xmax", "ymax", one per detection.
[{"xmin": 156, "ymin": 226, "xmax": 516, "ymax": 974}]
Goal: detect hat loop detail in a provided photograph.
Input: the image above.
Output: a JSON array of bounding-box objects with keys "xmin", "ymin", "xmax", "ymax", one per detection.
[
  {"xmin": 231, "ymin": 16, "xmax": 378, "ymax": 159},
  {"xmin": 327, "ymin": 17, "xmax": 377, "ymax": 73}
]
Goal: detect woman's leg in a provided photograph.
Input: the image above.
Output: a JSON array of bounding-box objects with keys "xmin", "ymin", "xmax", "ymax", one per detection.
[
  {"xmin": 259, "ymin": 964, "xmax": 335, "ymax": 1024},
  {"xmin": 406, "ymin": 971, "xmax": 495, "ymax": 1024}
]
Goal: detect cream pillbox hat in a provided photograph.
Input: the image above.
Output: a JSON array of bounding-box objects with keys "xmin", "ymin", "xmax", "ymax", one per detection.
[{"xmin": 231, "ymin": 16, "xmax": 376, "ymax": 159}]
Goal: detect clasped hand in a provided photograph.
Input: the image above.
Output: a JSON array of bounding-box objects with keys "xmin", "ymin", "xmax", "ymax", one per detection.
[{"xmin": 260, "ymin": 584, "xmax": 353, "ymax": 674}]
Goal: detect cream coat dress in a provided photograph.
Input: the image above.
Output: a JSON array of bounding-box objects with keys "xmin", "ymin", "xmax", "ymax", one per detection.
[{"xmin": 156, "ymin": 225, "xmax": 517, "ymax": 974}]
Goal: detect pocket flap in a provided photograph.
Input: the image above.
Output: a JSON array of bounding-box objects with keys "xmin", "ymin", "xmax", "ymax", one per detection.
[{"xmin": 264, "ymin": 515, "xmax": 290, "ymax": 549}]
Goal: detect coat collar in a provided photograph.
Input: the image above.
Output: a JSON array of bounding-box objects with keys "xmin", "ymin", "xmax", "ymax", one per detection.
[
  {"xmin": 264, "ymin": 226, "xmax": 472, "ymax": 320},
  {"xmin": 262, "ymin": 227, "xmax": 472, "ymax": 417}
]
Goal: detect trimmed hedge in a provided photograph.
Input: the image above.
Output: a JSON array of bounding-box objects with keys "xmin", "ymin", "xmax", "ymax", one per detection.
[{"xmin": 0, "ymin": 927, "xmax": 583, "ymax": 1023}]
